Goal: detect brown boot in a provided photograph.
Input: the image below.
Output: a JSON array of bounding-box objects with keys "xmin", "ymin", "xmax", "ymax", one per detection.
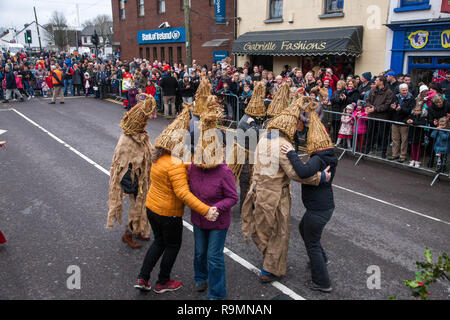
[{"xmin": 122, "ymin": 231, "xmax": 142, "ymax": 249}]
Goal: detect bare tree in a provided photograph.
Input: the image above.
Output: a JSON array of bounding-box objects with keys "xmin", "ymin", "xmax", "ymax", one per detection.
[
  {"xmin": 45, "ymin": 11, "xmax": 68, "ymax": 50},
  {"xmin": 91, "ymin": 14, "xmax": 112, "ymax": 51}
]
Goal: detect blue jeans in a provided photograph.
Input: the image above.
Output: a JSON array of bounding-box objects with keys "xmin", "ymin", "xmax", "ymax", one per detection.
[
  {"xmin": 299, "ymin": 208, "xmax": 333, "ymax": 287},
  {"xmin": 23, "ymin": 80, "xmax": 34, "ymax": 96},
  {"xmin": 63, "ymin": 79, "xmax": 73, "ymax": 96},
  {"xmin": 193, "ymin": 225, "xmax": 228, "ymax": 300}
]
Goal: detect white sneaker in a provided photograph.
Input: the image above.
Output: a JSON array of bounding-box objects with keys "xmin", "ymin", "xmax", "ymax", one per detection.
[
  {"xmin": 27, "ymin": 96, "xmax": 31, "ymax": 100},
  {"xmin": 414, "ymin": 162, "xmax": 421, "ymax": 168},
  {"xmin": 409, "ymin": 160, "xmax": 415, "ymax": 166}
]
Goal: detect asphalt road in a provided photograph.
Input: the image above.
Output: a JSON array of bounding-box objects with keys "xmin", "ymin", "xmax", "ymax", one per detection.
[{"xmin": 0, "ymin": 96, "xmax": 449, "ymax": 301}]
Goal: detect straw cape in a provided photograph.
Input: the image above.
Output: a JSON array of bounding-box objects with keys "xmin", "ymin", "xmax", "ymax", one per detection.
[
  {"xmin": 154, "ymin": 102, "xmax": 192, "ymax": 156},
  {"xmin": 106, "ymin": 94, "xmax": 156, "ymax": 236},
  {"xmin": 267, "ymin": 95, "xmax": 305, "ymax": 142},
  {"xmin": 193, "ymin": 109, "xmax": 224, "ymax": 169},
  {"xmin": 193, "ymin": 77, "xmax": 212, "ymax": 116},
  {"xmin": 299, "ymin": 96, "xmax": 334, "ymax": 155},
  {"xmin": 267, "ymin": 83, "xmax": 290, "ymax": 117},
  {"xmin": 245, "ymin": 81, "xmax": 267, "ymax": 118}
]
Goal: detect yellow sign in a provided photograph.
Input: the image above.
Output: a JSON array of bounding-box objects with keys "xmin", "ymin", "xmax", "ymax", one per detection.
[
  {"xmin": 442, "ymin": 30, "xmax": 450, "ymax": 49},
  {"xmin": 408, "ymin": 30, "xmax": 429, "ymax": 49}
]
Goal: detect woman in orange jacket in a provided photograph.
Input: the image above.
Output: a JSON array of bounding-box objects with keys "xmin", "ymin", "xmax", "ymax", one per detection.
[{"xmin": 134, "ymin": 105, "xmax": 218, "ymax": 294}]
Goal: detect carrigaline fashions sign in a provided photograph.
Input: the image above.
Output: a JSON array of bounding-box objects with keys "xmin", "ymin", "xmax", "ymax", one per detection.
[{"xmin": 233, "ymin": 26, "xmax": 364, "ymax": 57}]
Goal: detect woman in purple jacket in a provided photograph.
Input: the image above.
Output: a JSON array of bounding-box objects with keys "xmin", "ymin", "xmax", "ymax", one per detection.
[{"xmin": 188, "ymin": 109, "xmax": 239, "ymax": 300}]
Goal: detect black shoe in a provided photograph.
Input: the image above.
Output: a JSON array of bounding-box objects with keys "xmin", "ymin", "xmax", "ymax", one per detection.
[
  {"xmin": 381, "ymin": 153, "xmax": 387, "ymax": 159},
  {"xmin": 305, "ymin": 280, "xmax": 332, "ymax": 293},
  {"xmin": 388, "ymin": 156, "xmax": 399, "ymax": 161},
  {"xmin": 397, "ymin": 158, "xmax": 406, "ymax": 163},
  {"xmin": 195, "ymin": 282, "xmax": 207, "ymax": 292},
  {"xmin": 2, "ymin": 100, "xmax": 8, "ymax": 103},
  {"xmin": 60, "ymin": 101, "xmax": 64, "ymax": 104},
  {"xmin": 48, "ymin": 101, "xmax": 55, "ymax": 104},
  {"xmin": 259, "ymin": 273, "xmax": 281, "ymax": 283},
  {"xmin": 307, "ymin": 260, "xmax": 331, "ymax": 269},
  {"xmin": 19, "ymin": 97, "xmax": 24, "ymax": 102}
]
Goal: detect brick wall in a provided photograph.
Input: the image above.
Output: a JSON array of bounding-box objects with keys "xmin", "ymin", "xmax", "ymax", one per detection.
[{"xmin": 112, "ymin": 0, "xmax": 235, "ymax": 66}]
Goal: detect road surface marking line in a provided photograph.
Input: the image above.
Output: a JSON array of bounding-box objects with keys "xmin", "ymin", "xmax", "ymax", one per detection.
[
  {"xmin": 12, "ymin": 107, "xmax": 307, "ymax": 300},
  {"xmin": 333, "ymin": 184, "xmax": 450, "ymax": 226}
]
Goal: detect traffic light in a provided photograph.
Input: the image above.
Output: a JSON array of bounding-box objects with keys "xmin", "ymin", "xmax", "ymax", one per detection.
[{"xmin": 25, "ymin": 30, "xmax": 32, "ymax": 44}]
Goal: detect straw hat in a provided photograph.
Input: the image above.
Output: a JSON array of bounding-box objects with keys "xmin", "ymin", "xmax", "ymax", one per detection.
[
  {"xmin": 193, "ymin": 109, "xmax": 224, "ymax": 169},
  {"xmin": 120, "ymin": 94, "xmax": 156, "ymax": 135},
  {"xmin": 154, "ymin": 103, "xmax": 192, "ymax": 154},
  {"xmin": 298, "ymin": 96, "xmax": 334, "ymax": 155},
  {"xmin": 193, "ymin": 77, "xmax": 212, "ymax": 116},
  {"xmin": 244, "ymin": 81, "xmax": 266, "ymax": 118},
  {"xmin": 267, "ymin": 96, "xmax": 303, "ymax": 141},
  {"xmin": 267, "ymin": 83, "xmax": 290, "ymax": 117}
]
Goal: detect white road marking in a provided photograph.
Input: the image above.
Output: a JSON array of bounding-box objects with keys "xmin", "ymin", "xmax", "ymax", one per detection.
[
  {"xmin": 12, "ymin": 108, "xmax": 307, "ymax": 300},
  {"xmin": 0, "ymin": 129, "xmax": 7, "ymax": 135}
]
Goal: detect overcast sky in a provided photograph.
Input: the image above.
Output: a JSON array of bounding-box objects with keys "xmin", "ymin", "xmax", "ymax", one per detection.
[{"xmin": 0, "ymin": 0, "xmax": 112, "ymax": 30}]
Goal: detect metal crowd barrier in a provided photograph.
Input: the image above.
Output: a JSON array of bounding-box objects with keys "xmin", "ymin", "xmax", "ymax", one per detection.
[{"xmin": 221, "ymin": 93, "xmax": 241, "ymax": 122}]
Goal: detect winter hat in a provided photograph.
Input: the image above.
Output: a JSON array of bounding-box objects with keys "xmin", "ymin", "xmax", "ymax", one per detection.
[
  {"xmin": 386, "ymin": 71, "xmax": 396, "ymax": 77},
  {"xmin": 299, "ymin": 96, "xmax": 334, "ymax": 155},
  {"xmin": 267, "ymin": 83, "xmax": 290, "ymax": 117},
  {"xmin": 345, "ymin": 104, "xmax": 354, "ymax": 111},
  {"xmin": 120, "ymin": 94, "xmax": 156, "ymax": 135},
  {"xmin": 193, "ymin": 77, "xmax": 212, "ymax": 116},
  {"xmin": 267, "ymin": 96, "xmax": 303, "ymax": 142},
  {"xmin": 244, "ymin": 81, "xmax": 266, "ymax": 118},
  {"xmin": 154, "ymin": 103, "xmax": 192, "ymax": 155},
  {"xmin": 362, "ymin": 72, "xmax": 372, "ymax": 81},
  {"xmin": 193, "ymin": 109, "xmax": 224, "ymax": 169},
  {"xmin": 419, "ymin": 85, "xmax": 429, "ymax": 93},
  {"xmin": 84, "ymin": 72, "xmax": 90, "ymax": 78}
]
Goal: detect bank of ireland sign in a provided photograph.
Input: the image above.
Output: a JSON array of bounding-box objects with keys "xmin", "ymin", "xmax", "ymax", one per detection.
[{"xmin": 137, "ymin": 27, "xmax": 186, "ymax": 44}]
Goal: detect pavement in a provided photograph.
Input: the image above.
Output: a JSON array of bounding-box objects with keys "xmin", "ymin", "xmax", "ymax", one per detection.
[{"xmin": 0, "ymin": 96, "xmax": 449, "ymax": 301}]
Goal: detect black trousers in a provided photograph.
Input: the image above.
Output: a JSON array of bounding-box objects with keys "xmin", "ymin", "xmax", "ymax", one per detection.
[
  {"xmin": 299, "ymin": 208, "xmax": 334, "ymax": 287},
  {"xmin": 365, "ymin": 120, "xmax": 391, "ymax": 156},
  {"xmin": 73, "ymin": 84, "xmax": 83, "ymax": 96},
  {"xmin": 99, "ymin": 85, "xmax": 108, "ymax": 99},
  {"xmin": 138, "ymin": 208, "xmax": 183, "ymax": 285}
]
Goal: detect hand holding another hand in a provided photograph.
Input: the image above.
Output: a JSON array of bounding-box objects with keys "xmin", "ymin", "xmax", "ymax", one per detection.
[
  {"xmin": 281, "ymin": 144, "xmax": 295, "ymax": 154},
  {"xmin": 205, "ymin": 207, "xmax": 219, "ymax": 222}
]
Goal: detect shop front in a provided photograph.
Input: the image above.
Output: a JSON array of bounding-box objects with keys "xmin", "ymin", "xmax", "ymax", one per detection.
[
  {"xmin": 388, "ymin": 20, "xmax": 450, "ymax": 85},
  {"xmin": 232, "ymin": 26, "xmax": 363, "ymax": 77}
]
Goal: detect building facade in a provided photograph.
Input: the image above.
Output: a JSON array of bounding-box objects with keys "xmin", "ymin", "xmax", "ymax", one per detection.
[
  {"xmin": 234, "ymin": 0, "xmax": 390, "ymax": 76},
  {"xmin": 386, "ymin": 0, "xmax": 450, "ymax": 85},
  {"xmin": 111, "ymin": 0, "xmax": 236, "ymax": 65},
  {"xmin": 0, "ymin": 22, "xmax": 49, "ymax": 53}
]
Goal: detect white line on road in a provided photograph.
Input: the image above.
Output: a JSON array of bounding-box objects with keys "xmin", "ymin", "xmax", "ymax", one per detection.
[{"xmin": 11, "ymin": 108, "xmax": 306, "ymax": 300}]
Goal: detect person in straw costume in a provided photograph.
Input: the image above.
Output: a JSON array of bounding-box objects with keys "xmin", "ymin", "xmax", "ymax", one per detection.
[
  {"xmin": 241, "ymin": 96, "xmax": 331, "ymax": 283},
  {"xmin": 188, "ymin": 107, "xmax": 238, "ymax": 300},
  {"xmin": 281, "ymin": 96, "xmax": 338, "ymax": 293},
  {"xmin": 135, "ymin": 104, "xmax": 219, "ymax": 294},
  {"xmin": 190, "ymin": 77, "xmax": 212, "ymax": 153},
  {"xmin": 266, "ymin": 82, "xmax": 291, "ymax": 118},
  {"xmin": 106, "ymin": 93, "xmax": 157, "ymax": 249},
  {"xmin": 226, "ymin": 81, "xmax": 266, "ymax": 210}
]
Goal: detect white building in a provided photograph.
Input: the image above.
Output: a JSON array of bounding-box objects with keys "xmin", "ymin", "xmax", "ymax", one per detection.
[
  {"xmin": 0, "ymin": 22, "xmax": 49, "ymax": 52},
  {"xmin": 385, "ymin": 0, "xmax": 450, "ymax": 85}
]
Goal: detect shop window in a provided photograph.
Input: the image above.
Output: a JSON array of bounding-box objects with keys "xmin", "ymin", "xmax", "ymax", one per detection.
[
  {"xmin": 119, "ymin": 0, "xmax": 126, "ymax": 20},
  {"xmin": 169, "ymin": 47, "xmax": 173, "ymax": 63},
  {"xmin": 146, "ymin": 47, "xmax": 150, "ymax": 60},
  {"xmin": 158, "ymin": 0, "xmax": 166, "ymax": 14},
  {"xmin": 153, "ymin": 47, "xmax": 158, "ymax": 60},
  {"xmin": 161, "ymin": 47, "xmax": 165, "ymax": 61},
  {"xmin": 137, "ymin": 0, "xmax": 145, "ymax": 17},
  {"xmin": 319, "ymin": 0, "xmax": 344, "ymax": 18},
  {"xmin": 394, "ymin": 0, "xmax": 431, "ymax": 12},
  {"xmin": 437, "ymin": 57, "xmax": 450, "ymax": 65},
  {"xmin": 411, "ymin": 57, "xmax": 432, "ymax": 65},
  {"xmin": 177, "ymin": 46, "xmax": 182, "ymax": 63},
  {"xmin": 139, "ymin": 47, "xmax": 143, "ymax": 58}
]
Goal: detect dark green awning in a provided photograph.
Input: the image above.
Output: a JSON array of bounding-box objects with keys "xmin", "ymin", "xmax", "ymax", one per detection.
[{"xmin": 232, "ymin": 26, "xmax": 363, "ymax": 57}]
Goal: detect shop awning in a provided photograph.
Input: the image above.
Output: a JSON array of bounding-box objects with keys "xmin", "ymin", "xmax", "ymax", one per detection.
[
  {"xmin": 232, "ymin": 26, "xmax": 363, "ymax": 57},
  {"xmin": 202, "ymin": 39, "xmax": 229, "ymax": 47}
]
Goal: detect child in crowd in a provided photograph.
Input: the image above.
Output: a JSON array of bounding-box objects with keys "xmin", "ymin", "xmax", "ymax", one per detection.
[
  {"xmin": 430, "ymin": 117, "xmax": 450, "ymax": 173},
  {"xmin": 83, "ymin": 72, "xmax": 91, "ymax": 97},
  {"xmin": 45, "ymin": 71, "xmax": 53, "ymax": 96},
  {"xmin": 336, "ymin": 104, "xmax": 354, "ymax": 149},
  {"xmin": 111, "ymin": 74, "xmax": 120, "ymax": 95},
  {"xmin": 15, "ymin": 71, "xmax": 25, "ymax": 99},
  {"xmin": 353, "ymin": 100, "xmax": 368, "ymax": 152},
  {"xmin": 240, "ymin": 83, "xmax": 253, "ymax": 109},
  {"xmin": 127, "ymin": 81, "xmax": 138, "ymax": 110},
  {"xmin": 406, "ymin": 104, "xmax": 428, "ymax": 168},
  {"xmin": 41, "ymin": 80, "xmax": 49, "ymax": 97}
]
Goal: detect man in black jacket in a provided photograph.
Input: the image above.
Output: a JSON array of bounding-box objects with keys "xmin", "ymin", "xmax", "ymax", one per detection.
[
  {"xmin": 388, "ymin": 84, "xmax": 415, "ymax": 162},
  {"xmin": 2, "ymin": 65, "xmax": 24, "ymax": 103},
  {"xmin": 160, "ymin": 71, "xmax": 179, "ymax": 118}
]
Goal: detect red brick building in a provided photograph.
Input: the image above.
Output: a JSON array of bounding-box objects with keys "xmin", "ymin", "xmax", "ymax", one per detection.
[{"xmin": 111, "ymin": 0, "xmax": 236, "ymax": 65}]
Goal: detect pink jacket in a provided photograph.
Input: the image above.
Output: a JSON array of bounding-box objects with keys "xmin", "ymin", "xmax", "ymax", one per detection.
[
  {"xmin": 353, "ymin": 110, "xmax": 368, "ymax": 134},
  {"xmin": 15, "ymin": 76, "xmax": 23, "ymax": 89}
]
